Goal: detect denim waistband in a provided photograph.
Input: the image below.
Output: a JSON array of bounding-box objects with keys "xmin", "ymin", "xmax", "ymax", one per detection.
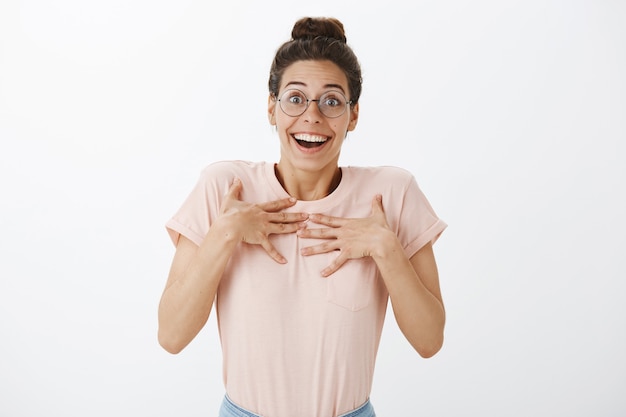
[{"xmin": 219, "ymin": 395, "xmax": 376, "ymax": 417}]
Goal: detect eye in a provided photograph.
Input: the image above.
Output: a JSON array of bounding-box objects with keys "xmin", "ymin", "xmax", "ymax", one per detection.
[
  {"xmin": 286, "ymin": 91, "xmax": 305, "ymax": 105},
  {"xmin": 321, "ymin": 92, "xmax": 344, "ymax": 107},
  {"xmin": 324, "ymin": 98, "xmax": 340, "ymax": 107}
]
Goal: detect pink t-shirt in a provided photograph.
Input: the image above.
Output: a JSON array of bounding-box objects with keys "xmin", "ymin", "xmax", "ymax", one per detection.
[{"xmin": 166, "ymin": 160, "xmax": 446, "ymax": 417}]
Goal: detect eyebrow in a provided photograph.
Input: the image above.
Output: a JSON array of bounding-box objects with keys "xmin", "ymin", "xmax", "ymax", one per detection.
[{"xmin": 284, "ymin": 81, "xmax": 347, "ymax": 94}]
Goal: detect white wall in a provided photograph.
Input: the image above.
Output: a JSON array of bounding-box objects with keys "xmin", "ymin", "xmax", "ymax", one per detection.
[{"xmin": 1, "ymin": 1, "xmax": 624, "ymax": 416}]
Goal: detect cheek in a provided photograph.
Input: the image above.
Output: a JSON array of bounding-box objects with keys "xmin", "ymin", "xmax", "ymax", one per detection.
[
  {"xmin": 274, "ymin": 114, "xmax": 288, "ymax": 128},
  {"xmin": 276, "ymin": 117, "xmax": 295, "ymax": 135},
  {"xmin": 331, "ymin": 120, "xmax": 350, "ymax": 134}
]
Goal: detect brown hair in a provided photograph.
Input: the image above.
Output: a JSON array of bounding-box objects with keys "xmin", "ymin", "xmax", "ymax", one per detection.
[{"xmin": 268, "ymin": 17, "xmax": 363, "ymax": 105}]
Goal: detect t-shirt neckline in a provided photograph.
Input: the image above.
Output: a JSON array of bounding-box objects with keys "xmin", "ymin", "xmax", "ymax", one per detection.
[{"xmin": 263, "ymin": 162, "xmax": 350, "ymax": 212}]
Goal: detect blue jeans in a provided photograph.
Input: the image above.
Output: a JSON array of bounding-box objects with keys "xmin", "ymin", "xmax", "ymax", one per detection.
[{"xmin": 219, "ymin": 395, "xmax": 376, "ymax": 417}]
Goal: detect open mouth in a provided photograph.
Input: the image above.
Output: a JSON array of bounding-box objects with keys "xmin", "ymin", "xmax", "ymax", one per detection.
[{"xmin": 293, "ymin": 133, "xmax": 329, "ymax": 149}]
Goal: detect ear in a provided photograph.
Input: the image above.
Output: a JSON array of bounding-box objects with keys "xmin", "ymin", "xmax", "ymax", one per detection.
[
  {"xmin": 268, "ymin": 95, "xmax": 277, "ymax": 126},
  {"xmin": 347, "ymin": 102, "xmax": 359, "ymax": 132}
]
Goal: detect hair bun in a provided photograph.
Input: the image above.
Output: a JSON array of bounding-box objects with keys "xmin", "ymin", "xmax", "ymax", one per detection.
[{"xmin": 291, "ymin": 17, "xmax": 347, "ymax": 43}]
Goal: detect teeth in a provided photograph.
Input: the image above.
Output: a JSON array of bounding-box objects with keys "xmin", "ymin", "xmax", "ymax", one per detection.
[{"xmin": 294, "ymin": 134, "xmax": 327, "ymax": 143}]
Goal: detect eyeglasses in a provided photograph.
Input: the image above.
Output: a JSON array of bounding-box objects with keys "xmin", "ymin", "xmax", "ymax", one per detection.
[{"xmin": 277, "ymin": 89, "xmax": 352, "ymax": 118}]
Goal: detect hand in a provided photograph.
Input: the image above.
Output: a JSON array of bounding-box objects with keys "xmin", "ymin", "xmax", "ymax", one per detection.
[
  {"xmin": 298, "ymin": 194, "xmax": 393, "ymax": 276},
  {"xmin": 220, "ymin": 178, "xmax": 308, "ymax": 263}
]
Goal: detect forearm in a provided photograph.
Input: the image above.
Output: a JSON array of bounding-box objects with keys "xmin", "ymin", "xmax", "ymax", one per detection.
[
  {"xmin": 158, "ymin": 218, "xmax": 240, "ymax": 354},
  {"xmin": 373, "ymin": 234, "xmax": 445, "ymax": 358}
]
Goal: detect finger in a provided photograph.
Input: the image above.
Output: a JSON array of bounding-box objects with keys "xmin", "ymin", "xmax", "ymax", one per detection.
[
  {"xmin": 267, "ymin": 211, "xmax": 309, "ymax": 224},
  {"xmin": 225, "ymin": 178, "xmax": 243, "ymax": 200},
  {"xmin": 308, "ymin": 213, "xmax": 345, "ymax": 227},
  {"xmin": 260, "ymin": 197, "xmax": 298, "ymax": 213},
  {"xmin": 260, "ymin": 240, "xmax": 287, "ymax": 264},
  {"xmin": 267, "ymin": 222, "xmax": 307, "ymax": 235},
  {"xmin": 371, "ymin": 194, "xmax": 384, "ymax": 213},
  {"xmin": 321, "ymin": 253, "xmax": 348, "ymax": 277},
  {"xmin": 300, "ymin": 241, "xmax": 338, "ymax": 256},
  {"xmin": 297, "ymin": 227, "xmax": 337, "ymax": 240}
]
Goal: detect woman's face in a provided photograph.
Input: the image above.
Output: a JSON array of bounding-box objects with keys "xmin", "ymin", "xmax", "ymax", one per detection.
[{"xmin": 268, "ymin": 60, "xmax": 359, "ymax": 174}]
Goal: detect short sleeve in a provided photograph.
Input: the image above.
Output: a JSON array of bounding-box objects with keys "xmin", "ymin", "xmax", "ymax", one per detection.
[
  {"xmin": 165, "ymin": 165, "xmax": 228, "ymax": 247},
  {"xmin": 398, "ymin": 175, "xmax": 447, "ymax": 258}
]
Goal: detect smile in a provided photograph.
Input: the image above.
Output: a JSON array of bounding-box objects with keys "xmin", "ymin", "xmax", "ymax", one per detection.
[{"xmin": 293, "ymin": 133, "xmax": 329, "ymax": 148}]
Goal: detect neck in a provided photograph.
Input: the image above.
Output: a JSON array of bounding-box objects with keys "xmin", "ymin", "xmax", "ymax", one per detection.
[{"xmin": 274, "ymin": 163, "xmax": 341, "ymax": 201}]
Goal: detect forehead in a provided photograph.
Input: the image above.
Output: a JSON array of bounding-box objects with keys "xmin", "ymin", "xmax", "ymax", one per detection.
[{"xmin": 280, "ymin": 60, "xmax": 349, "ymax": 93}]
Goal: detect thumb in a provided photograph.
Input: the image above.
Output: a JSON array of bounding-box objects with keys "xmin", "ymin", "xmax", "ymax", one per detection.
[
  {"xmin": 371, "ymin": 194, "xmax": 384, "ymax": 213},
  {"xmin": 225, "ymin": 177, "xmax": 243, "ymax": 200}
]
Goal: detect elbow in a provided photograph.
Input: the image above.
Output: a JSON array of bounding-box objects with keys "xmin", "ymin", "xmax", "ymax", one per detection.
[
  {"xmin": 158, "ymin": 328, "xmax": 186, "ymax": 355},
  {"xmin": 417, "ymin": 342, "xmax": 442, "ymax": 359},
  {"xmin": 415, "ymin": 331, "xmax": 444, "ymax": 359},
  {"xmin": 158, "ymin": 306, "xmax": 195, "ymax": 354},
  {"xmin": 417, "ymin": 310, "xmax": 446, "ymax": 358}
]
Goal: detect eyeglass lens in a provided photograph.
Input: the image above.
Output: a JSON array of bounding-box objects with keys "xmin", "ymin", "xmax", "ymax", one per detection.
[{"xmin": 278, "ymin": 89, "xmax": 349, "ymax": 118}]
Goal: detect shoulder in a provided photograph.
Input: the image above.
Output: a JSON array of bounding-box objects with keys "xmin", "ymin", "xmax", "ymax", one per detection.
[
  {"xmin": 201, "ymin": 160, "xmax": 265, "ymax": 176},
  {"xmin": 195, "ymin": 161, "xmax": 276, "ymax": 200},
  {"xmin": 344, "ymin": 165, "xmax": 416, "ymax": 187},
  {"xmin": 197, "ymin": 160, "xmax": 269, "ymax": 184}
]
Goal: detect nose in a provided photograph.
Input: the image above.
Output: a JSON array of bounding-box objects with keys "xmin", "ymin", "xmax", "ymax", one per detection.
[{"xmin": 302, "ymin": 99, "xmax": 323, "ymax": 123}]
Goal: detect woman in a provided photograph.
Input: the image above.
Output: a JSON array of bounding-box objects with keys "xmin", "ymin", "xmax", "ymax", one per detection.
[{"xmin": 158, "ymin": 16, "xmax": 447, "ymax": 417}]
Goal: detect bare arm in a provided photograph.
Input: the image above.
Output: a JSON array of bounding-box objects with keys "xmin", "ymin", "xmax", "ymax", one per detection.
[
  {"xmin": 372, "ymin": 238, "xmax": 444, "ymax": 358},
  {"xmin": 299, "ymin": 194, "xmax": 445, "ymax": 357},
  {"xmin": 157, "ymin": 220, "xmax": 239, "ymax": 354},
  {"xmin": 158, "ymin": 179, "xmax": 308, "ymax": 354}
]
